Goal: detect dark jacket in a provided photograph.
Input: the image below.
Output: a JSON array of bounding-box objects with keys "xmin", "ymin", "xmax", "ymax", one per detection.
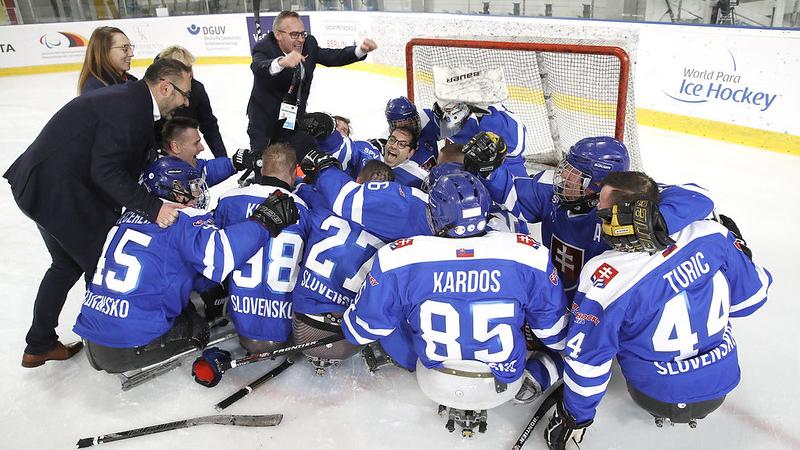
[
  {"xmin": 247, "ymin": 32, "xmax": 364, "ymax": 143},
  {"xmin": 154, "ymin": 78, "xmax": 227, "ymax": 158},
  {"xmin": 4, "ymin": 80, "xmax": 162, "ymax": 267},
  {"xmin": 81, "ymin": 70, "xmax": 138, "ymax": 95}
]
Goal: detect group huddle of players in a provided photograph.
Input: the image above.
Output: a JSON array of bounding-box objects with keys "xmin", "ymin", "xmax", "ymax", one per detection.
[{"xmin": 72, "ymin": 94, "xmax": 772, "ymax": 450}]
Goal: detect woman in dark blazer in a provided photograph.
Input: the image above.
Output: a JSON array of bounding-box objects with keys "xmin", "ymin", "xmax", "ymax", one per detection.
[{"xmin": 78, "ymin": 26, "xmax": 138, "ymax": 95}]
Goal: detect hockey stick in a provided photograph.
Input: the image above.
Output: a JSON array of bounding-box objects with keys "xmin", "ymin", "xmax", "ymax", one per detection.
[
  {"xmin": 215, "ymin": 357, "xmax": 295, "ymax": 411},
  {"xmin": 511, "ymin": 383, "xmax": 563, "ymax": 450},
  {"xmin": 222, "ymin": 333, "xmax": 344, "ymax": 372},
  {"xmin": 119, "ymin": 330, "xmax": 237, "ymax": 391},
  {"xmin": 238, "ymin": 0, "xmax": 264, "ymax": 187},
  {"xmin": 75, "ymin": 414, "xmax": 282, "ymax": 448}
]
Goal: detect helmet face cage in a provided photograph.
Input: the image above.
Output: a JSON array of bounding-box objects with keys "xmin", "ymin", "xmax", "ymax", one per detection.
[
  {"xmin": 144, "ymin": 157, "xmax": 209, "ymax": 210},
  {"xmin": 554, "ymin": 157, "xmax": 593, "ymax": 205},
  {"xmin": 385, "ymin": 97, "xmax": 420, "ymax": 132},
  {"xmin": 426, "ymin": 172, "xmax": 490, "ymax": 238},
  {"xmin": 435, "ymin": 101, "xmax": 470, "ymax": 139}
]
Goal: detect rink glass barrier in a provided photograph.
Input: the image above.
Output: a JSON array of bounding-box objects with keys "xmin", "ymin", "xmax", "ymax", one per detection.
[{"xmin": 0, "ymin": 11, "xmax": 797, "ymax": 156}]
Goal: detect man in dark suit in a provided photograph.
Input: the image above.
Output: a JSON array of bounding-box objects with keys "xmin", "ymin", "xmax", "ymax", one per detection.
[
  {"xmin": 3, "ymin": 58, "xmax": 193, "ymax": 368},
  {"xmin": 247, "ymin": 10, "xmax": 377, "ymax": 159}
]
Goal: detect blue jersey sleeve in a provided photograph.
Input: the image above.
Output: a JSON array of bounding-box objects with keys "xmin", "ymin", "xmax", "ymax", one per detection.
[
  {"xmin": 724, "ymin": 230, "xmax": 772, "ymax": 317},
  {"xmin": 342, "ymin": 254, "xmax": 402, "ymax": 345},
  {"xmin": 486, "ymin": 170, "xmax": 553, "ymax": 224},
  {"xmin": 172, "ymin": 212, "xmax": 270, "ymax": 283},
  {"xmin": 659, "ymin": 183, "xmax": 715, "ymax": 233},
  {"xmin": 199, "ymin": 157, "xmax": 236, "ymax": 187}
]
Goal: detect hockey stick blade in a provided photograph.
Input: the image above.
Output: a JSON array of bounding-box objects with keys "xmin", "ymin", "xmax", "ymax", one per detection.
[
  {"xmin": 75, "ymin": 414, "xmax": 282, "ymax": 448},
  {"xmin": 511, "ymin": 384, "xmax": 563, "ymax": 450},
  {"xmin": 224, "ymin": 333, "xmax": 344, "ymax": 371},
  {"xmin": 215, "ymin": 358, "xmax": 295, "ymax": 411}
]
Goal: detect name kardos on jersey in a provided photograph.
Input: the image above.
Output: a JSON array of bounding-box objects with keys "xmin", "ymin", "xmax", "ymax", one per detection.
[{"xmin": 432, "ymin": 270, "xmax": 501, "ymax": 293}]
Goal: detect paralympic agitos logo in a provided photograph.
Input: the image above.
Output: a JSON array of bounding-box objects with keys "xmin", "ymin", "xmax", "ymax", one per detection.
[
  {"xmin": 663, "ymin": 50, "xmax": 778, "ymax": 112},
  {"xmin": 39, "ymin": 32, "xmax": 87, "ymax": 49}
]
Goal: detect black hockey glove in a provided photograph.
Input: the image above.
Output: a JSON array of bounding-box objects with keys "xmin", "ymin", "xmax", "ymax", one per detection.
[
  {"xmin": 198, "ymin": 282, "xmax": 228, "ymax": 324},
  {"xmin": 300, "ymin": 149, "xmax": 342, "ymax": 184},
  {"xmin": 368, "ymin": 138, "xmax": 388, "ymax": 156},
  {"xmin": 544, "ymin": 400, "xmax": 593, "ymax": 450},
  {"xmin": 463, "ymin": 131, "xmax": 507, "ymax": 178},
  {"xmin": 232, "ymin": 148, "xmax": 263, "ymax": 172},
  {"xmin": 192, "ymin": 347, "xmax": 232, "ymax": 388},
  {"xmin": 296, "ymin": 112, "xmax": 336, "ymax": 139},
  {"xmin": 249, "ymin": 190, "xmax": 300, "ymax": 237},
  {"xmin": 598, "ymin": 199, "xmax": 674, "ymax": 254},
  {"xmin": 718, "ymin": 214, "xmax": 752, "ymax": 260}
]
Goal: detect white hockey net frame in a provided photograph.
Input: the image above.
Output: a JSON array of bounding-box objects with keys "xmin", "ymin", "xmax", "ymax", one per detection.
[{"xmin": 405, "ymin": 37, "xmax": 642, "ymax": 171}]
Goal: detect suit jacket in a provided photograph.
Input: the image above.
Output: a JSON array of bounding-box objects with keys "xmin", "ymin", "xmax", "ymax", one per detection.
[
  {"xmin": 247, "ymin": 32, "xmax": 364, "ymax": 143},
  {"xmin": 154, "ymin": 78, "xmax": 227, "ymax": 158},
  {"xmin": 80, "ymin": 70, "xmax": 138, "ymax": 95},
  {"xmin": 4, "ymin": 80, "xmax": 162, "ymax": 269}
]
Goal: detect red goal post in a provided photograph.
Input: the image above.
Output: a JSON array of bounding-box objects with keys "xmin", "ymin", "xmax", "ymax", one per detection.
[{"xmin": 405, "ymin": 37, "xmax": 641, "ymax": 170}]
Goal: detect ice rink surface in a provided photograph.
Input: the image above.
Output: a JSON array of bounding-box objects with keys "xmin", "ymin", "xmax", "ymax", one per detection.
[{"xmin": 0, "ymin": 65, "xmax": 798, "ymax": 450}]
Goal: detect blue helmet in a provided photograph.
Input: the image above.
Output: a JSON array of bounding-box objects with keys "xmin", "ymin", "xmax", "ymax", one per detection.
[
  {"xmin": 427, "ymin": 172, "xmax": 491, "ymax": 238},
  {"xmin": 554, "ymin": 136, "xmax": 629, "ymax": 207},
  {"xmin": 385, "ymin": 96, "xmax": 420, "ymax": 131},
  {"xmin": 143, "ymin": 156, "xmax": 209, "ymax": 209},
  {"xmin": 421, "ymin": 162, "xmax": 464, "ymax": 193}
]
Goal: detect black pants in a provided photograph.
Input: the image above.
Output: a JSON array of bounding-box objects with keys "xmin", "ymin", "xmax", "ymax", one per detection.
[
  {"xmin": 85, "ymin": 305, "xmax": 210, "ymax": 373},
  {"xmin": 627, "ymin": 383, "xmax": 726, "ymax": 423},
  {"xmin": 25, "ymin": 226, "xmax": 96, "ymax": 355},
  {"xmin": 248, "ymin": 121, "xmax": 317, "ymax": 162}
]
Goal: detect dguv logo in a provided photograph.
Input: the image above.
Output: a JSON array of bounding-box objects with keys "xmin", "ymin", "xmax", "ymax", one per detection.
[{"xmin": 187, "ymin": 24, "xmax": 201, "ymax": 35}]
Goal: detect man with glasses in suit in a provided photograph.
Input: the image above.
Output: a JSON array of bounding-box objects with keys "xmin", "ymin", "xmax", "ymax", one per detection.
[{"xmin": 246, "ymin": 10, "xmax": 378, "ymax": 161}]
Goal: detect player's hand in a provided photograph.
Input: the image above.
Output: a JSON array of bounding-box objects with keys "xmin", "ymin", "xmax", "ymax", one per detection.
[
  {"xmin": 360, "ymin": 38, "xmax": 378, "ymax": 53},
  {"xmin": 718, "ymin": 214, "xmax": 752, "ymax": 259},
  {"xmin": 279, "ymin": 51, "xmax": 305, "ymax": 68},
  {"xmin": 300, "ymin": 149, "xmax": 342, "ymax": 184},
  {"xmin": 367, "ymin": 138, "xmax": 387, "ymax": 155},
  {"xmin": 156, "ymin": 202, "xmax": 185, "ymax": 228},
  {"xmin": 544, "ymin": 401, "xmax": 592, "ymax": 450},
  {"xmin": 250, "ymin": 190, "xmax": 300, "ymax": 237},
  {"xmin": 297, "ymin": 112, "xmax": 336, "ymax": 139},
  {"xmin": 192, "ymin": 347, "xmax": 231, "ymax": 387},
  {"xmin": 232, "ymin": 148, "xmax": 263, "ymax": 172},
  {"xmin": 463, "ymin": 131, "xmax": 507, "ymax": 178}
]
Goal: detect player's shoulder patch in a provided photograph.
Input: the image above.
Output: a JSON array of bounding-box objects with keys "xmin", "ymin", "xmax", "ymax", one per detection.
[
  {"xmin": 455, "ymin": 247, "xmax": 475, "ymax": 258},
  {"xmin": 515, "ymin": 233, "xmax": 540, "ymax": 248},
  {"xmin": 191, "ymin": 216, "xmax": 216, "ymax": 227},
  {"xmin": 390, "ymin": 238, "xmax": 414, "ymax": 250},
  {"xmin": 590, "ymin": 262, "xmax": 619, "ymax": 288}
]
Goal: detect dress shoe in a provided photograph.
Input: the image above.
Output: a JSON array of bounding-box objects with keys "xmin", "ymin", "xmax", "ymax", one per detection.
[{"xmin": 21, "ymin": 341, "xmax": 84, "ymax": 368}]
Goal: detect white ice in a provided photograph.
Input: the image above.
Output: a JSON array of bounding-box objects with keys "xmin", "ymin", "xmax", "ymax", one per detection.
[{"xmin": 0, "ymin": 65, "xmax": 798, "ymax": 450}]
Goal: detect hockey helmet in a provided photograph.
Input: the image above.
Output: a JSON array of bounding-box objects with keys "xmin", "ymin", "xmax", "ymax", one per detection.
[
  {"xmin": 143, "ymin": 156, "xmax": 209, "ymax": 209},
  {"xmin": 554, "ymin": 136, "xmax": 629, "ymax": 207},
  {"xmin": 433, "ymin": 100, "xmax": 471, "ymax": 140},
  {"xmin": 427, "ymin": 172, "xmax": 491, "ymax": 238},
  {"xmin": 421, "ymin": 162, "xmax": 465, "ymax": 193},
  {"xmin": 385, "ymin": 96, "xmax": 420, "ymax": 131}
]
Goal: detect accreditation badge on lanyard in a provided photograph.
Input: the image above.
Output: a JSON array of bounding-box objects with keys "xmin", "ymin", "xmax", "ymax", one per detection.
[{"xmin": 280, "ymin": 65, "xmax": 304, "ymax": 130}]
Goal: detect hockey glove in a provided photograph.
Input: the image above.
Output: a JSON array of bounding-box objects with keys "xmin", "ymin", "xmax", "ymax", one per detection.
[
  {"xmin": 250, "ymin": 190, "xmax": 300, "ymax": 237},
  {"xmin": 718, "ymin": 214, "xmax": 752, "ymax": 260},
  {"xmin": 463, "ymin": 131, "xmax": 507, "ymax": 178},
  {"xmin": 297, "ymin": 112, "xmax": 336, "ymax": 139},
  {"xmin": 300, "ymin": 149, "xmax": 342, "ymax": 184},
  {"xmin": 598, "ymin": 199, "xmax": 674, "ymax": 254},
  {"xmin": 198, "ymin": 282, "xmax": 228, "ymax": 324},
  {"xmin": 232, "ymin": 148, "xmax": 263, "ymax": 172},
  {"xmin": 192, "ymin": 347, "xmax": 232, "ymax": 388},
  {"xmin": 544, "ymin": 401, "xmax": 593, "ymax": 450},
  {"xmin": 368, "ymin": 138, "xmax": 388, "ymax": 156}
]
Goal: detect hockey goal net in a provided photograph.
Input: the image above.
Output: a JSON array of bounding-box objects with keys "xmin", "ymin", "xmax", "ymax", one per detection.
[{"xmin": 405, "ymin": 37, "xmax": 642, "ymax": 170}]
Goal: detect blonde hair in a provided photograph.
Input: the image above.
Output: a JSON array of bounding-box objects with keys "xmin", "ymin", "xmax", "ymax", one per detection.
[
  {"xmin": 77, "ymin": 26, "xmax": 128, "ymax": 94},
  {"xmin": 157, "ymin": 45, "xmax": 196, "ymax": 68}
]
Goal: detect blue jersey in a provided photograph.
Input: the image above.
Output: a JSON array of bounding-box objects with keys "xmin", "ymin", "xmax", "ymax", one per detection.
[
  {"xmin": 391, "ymin": 159, "xmax": 428, "ymax": 189},
  {"xmin": 486, "ymin": 168, "xmax": 715, "ymax": 298},
  {"xmin": 318, "ymin": 131, "xmax": 381, "ymax": 180},
  {"xmin": 292, "ymin": 187, "xmax": 387, "ymax": 315},
  {"xmin": 563, "ymin": 220, "xmax": 772, "ymax": 423},
  {"xmin": 343, "ymin": 232, "xmax": 569, "ymax": 384},
  {"xmin": 197, "ymin": 157, "xmax": 236, "ymax": 187},
  {"xmin": 450, "ymin": 105, "xmax": 528, "ymax": 177},
  {"xmin": 214, "ymin": 183, "xmax": 311, "ymax": 342},
  {"xmin": 73, "ymin": 208, "xmax": 270, "ymax": 347}
]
